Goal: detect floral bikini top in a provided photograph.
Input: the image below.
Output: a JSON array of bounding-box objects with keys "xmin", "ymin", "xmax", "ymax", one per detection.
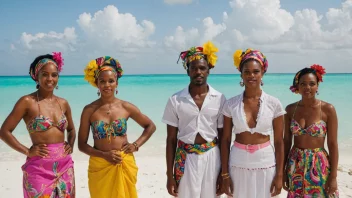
[
  {"xmin": 26, "ymin": 92, "xmax": 68, "ymax": 133},
  {"xmin": 90, "ymin": 118, "xmax": 127, "ymax": 142},
  {"xmin": 290, "ymin": 101, "xmax": 327, "ymax": 137}
]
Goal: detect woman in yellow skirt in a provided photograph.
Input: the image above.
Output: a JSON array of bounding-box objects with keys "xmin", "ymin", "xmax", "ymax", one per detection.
[{"xmin": 78, "ymin": 56, "xmax": 156, "ymax": 198}]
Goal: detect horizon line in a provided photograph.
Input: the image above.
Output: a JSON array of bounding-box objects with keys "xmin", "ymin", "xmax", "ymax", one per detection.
[
  {"xmin": 0, "ymin": 72, "xmax": 352, "ymax": 77},
  {"xmin": 1, "ymin": 72, "xmax": 352, "ymax": 77}
]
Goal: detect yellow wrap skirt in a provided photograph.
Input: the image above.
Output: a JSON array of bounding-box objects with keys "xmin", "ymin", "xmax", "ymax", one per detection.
[{"xmin": 88, "ymin": 151, "xmax": 138, "ymax": 198}]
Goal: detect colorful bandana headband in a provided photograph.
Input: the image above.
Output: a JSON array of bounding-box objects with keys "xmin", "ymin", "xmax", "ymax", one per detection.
[
  {"xmin": 84, "ymin": 56, "xmax": 123, "ymax": 87},
  {"xmin": 30, "ymin": 52, "xmax": 64, "ymax": 81},
  {"xmin": 233, "ymin": 49, "xmax": 268, "ymax": 73},
  {"xmin": 289, "ymin": 64, "xmax": 326, "ymax": 94},
  {"xmin": 177, "ymin": 41, "xmax": 218, "ymax": 70}
]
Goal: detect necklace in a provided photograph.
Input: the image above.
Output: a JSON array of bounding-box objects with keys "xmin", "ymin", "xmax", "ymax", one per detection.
[
  {"xmin": 243, "ymin": 94, "xmax": 261, "ymax": 107},
  {"xmin": 107, "ymin": 103, "xmax": 112, "ymax": 115}
]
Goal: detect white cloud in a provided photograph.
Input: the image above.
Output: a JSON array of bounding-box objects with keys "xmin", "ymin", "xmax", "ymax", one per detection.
[
  {"xmin": 227, "ymin": 0, "xmax": 294, "ymax": 44},
  {"xmin": 6, "ymin": 1, "xmax": 352, "ymax": 75},
  {"xmin": 164, "ymin": 0, "xmax": 193, "ymax": 5},
  {"xmin": 326, "ymin": 0, "xmax": 352, "ymax": 30},
  {"xmin": 164, "ymin": 0, "xmax": 352, "ymax": 51},
  {"xmin": 222, "ymin": 12, "xmax": 228, "ymax": 21},
  {"xmin": 164, "ymin": 17, "xmax": 226, "ymax": 52},
  {"xmin": 8, "ymin": 5, "xmax": 158, "ymax": 75},
  {"xmin": 18, "ymin": 27, "xmax": 77, "ymax": 52},
  {"xmin": 202, "ymin": 17, "xmax": 226, "ymax": 42},
  {"xmin": 164, "ymin": 0, "xmax": 294, "ymax": 51},
  {"xmin": 77, "ymin": 5, "xmax": 155, "ymax": 50},
  {"xmin": 163, "ymin": 0, "xmax": 352, "ymax": 72},
  {"xmin": 13, "ymin": 5, "xmax": 156, "ymax": 55},
  {"xmin": 164, "ymin": 26, "xmax": 200, "ymax": 51}
]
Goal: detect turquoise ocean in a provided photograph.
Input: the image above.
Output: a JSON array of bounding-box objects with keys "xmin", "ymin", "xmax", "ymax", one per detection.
[{"xmin": 0, "ymin": 74, "xmax": 351, "ymax": 158}]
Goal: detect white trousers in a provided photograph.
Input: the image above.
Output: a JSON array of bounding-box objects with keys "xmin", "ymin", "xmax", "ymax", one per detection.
[
  {"xmin": 177, "ymin": 146, "xmax": 221, "ymax": 198},
  {"xmin": 229, "ymin": 143, "xmax": 278, "ymax": 198}
]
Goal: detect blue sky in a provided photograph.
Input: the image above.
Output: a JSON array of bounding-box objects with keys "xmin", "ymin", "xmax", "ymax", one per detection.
[{"xmin": 1, "ymin": 0, "xmax": 352, "ymax": 75}]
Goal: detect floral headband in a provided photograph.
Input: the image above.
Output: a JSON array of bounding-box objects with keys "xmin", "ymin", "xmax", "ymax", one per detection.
[
  {"xmin": 30, "ymin": 52, "xmax": 64, "ymax": 81},
  {"xmin": 233, "ymin": 49, "xmax": 268, "ymax": 73},
  {"xmin": 289, "ymin": 64, "xmax": 326, "ymax": 94},
  {"xmin": 84, "ymin": 56, "xmax": 123, "ymax": 87},
  {"xmin": 177, "ymin": 41, "xmax": 218, "ymax": 70}
]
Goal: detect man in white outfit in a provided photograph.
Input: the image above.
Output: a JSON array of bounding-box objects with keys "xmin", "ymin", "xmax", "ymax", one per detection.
[{"xmin": 162, "ymin": 41, "xmax": 226, "ymax": 198}]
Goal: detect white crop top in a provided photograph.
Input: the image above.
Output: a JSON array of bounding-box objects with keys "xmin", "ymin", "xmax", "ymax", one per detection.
[{"xmin": 222, "ymin": 91, "xmax": 286, "ymax": 136}]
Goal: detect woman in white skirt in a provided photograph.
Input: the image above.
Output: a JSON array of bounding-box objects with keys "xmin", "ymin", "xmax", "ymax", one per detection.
[{"xmin": 220, "ymin": 49, "xmax": 286, "ymax": 198}]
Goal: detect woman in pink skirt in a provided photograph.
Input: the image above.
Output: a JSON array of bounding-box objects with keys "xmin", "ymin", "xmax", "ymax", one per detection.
[{"xmin": 0, "ymin": 52, "xmax": 76, "ymax": 198}]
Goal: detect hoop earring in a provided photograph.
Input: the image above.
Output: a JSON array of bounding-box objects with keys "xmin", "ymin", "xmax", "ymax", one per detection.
[
  {"xmin": 261, "ymin": 79, "xmax": 264, "ymax": 86},
  {"xmin": 97, "ymin": 90, "xmax": 100, "ymax": 96},
  {"xmin": 115, "ymin": 89, "xmax": 118, "ymax": 94},
  {"xmin": 240, "ymin": 79, "xmax": 244, "ymax": 87},
  {"xmin": 36, "ymin": 82, "xmax": 39, "ymax": 89},
  {"xmin": 56, "ymin": 85, "xmax": 59, "ymax": 90},
  {"xmin": 316, "ymin": 90, "xmax": 319, "ymax": 95}
]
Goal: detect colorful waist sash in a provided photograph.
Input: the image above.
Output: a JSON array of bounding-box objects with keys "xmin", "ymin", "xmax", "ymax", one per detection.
[
  {"xmin": 174, "ymin": 139, "xmax": 217, "ymax": 185},
  {"xmin": 22, "ymin": 143, "xmax": 75, "ymax": 198}
]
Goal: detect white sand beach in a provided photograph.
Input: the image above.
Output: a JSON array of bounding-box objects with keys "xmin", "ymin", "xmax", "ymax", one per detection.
[{"xmin": 0, "ymin": 146, "xmax": 351, "ymax": 198}]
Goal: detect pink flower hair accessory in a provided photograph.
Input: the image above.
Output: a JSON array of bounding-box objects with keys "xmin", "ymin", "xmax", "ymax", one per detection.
[
  {"xmin": 52, "ymin": 52, "xmax": 64, "ymax": 72},
  {"xmin": 289, "ymin": 85, "xmax": 298, "ymax": 93}
]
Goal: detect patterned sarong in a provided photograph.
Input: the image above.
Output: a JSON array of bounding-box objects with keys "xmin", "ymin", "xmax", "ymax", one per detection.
[
  {"xmin": 286, "ymin": 147, "xmax": 339, "ymax": 198},
  {"xmin": 22, "ymin": 143, "xmax": 75, "ymax": 198}
]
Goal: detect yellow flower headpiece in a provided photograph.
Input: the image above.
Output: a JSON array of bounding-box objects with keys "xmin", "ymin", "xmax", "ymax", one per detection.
[
  {"xmin": 178, "ymin": 41, "xmax": 218, "ymax": 69},
  {"xmin": 84, "ymin": 56, "xmax": 123, "ymax": 87},
  {"xmin": 84, "ymin": 60, "xmax": 99, "ymax": 87},
  {"xmin": 233, "ymin": 48, "xmax": 268, "ymax": 72},
  {"xmin": 233, "ymin": 49, "xmax": 252, "ymax": 70}
]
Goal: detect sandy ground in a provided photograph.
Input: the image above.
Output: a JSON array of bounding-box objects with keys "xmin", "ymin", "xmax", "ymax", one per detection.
[{"xmin": 0, "ymin": 149, "xmax": 351, "ymax": 197}]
